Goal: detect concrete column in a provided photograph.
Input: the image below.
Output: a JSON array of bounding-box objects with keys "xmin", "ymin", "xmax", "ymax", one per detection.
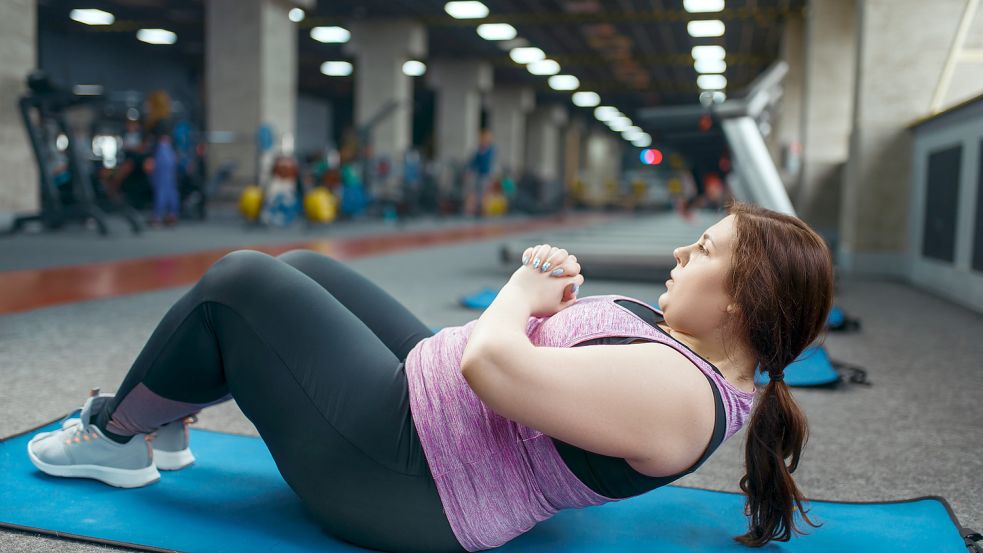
[
  {"xmin": 489, "ymin": 87, "xmax": 534, "ymax": 176},
  {"xmin": 839, "ymin": 0, "xmax": 966, "ymax": 274},
  {"xmin": 0, "ymin": 0, "xmax": 38, "ymax": 214},
  {"xmin": 525, "ymin": 105, "xmax": 568, "ymax": 184},
  {"xmin": 206, "ymin": 0, "xmax": 297, "ymax": 189},
  {"xmin": 582, "ymin": 127, "xmax": 621, "ymax": 206},
  {"xmin": 561, "ymin": 118, "xmax": 585, "ymax": 203},
  {"xmin": 345, "ymin": 20, "xmax": 426, "ymax": 163},
  {"xmin": 797, "ymin": 0, "xmax": 856, "ymax": 236},
  {"xmin": 770, "ymin": 10, "xmax": 805, "ymax": 192},
  {"xmin": 428, "ymin": 60, "xmax": 493, "ymax": 167}
]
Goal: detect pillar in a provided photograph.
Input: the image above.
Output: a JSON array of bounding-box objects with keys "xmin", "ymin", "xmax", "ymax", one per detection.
[
  {"xmin": 770, "ymin": 10, "xmax": 805, "ymax": 192},
  {"xmin": 839, "ymin": 0, "xmax": 967, "ymax": 274},
  {"xmin": 428, "ymin": 60, "xmax": 493, "ymax": 167},
  {"xmin": 582, "ymin": 126, "xmax": 621, "ymax": 206},
  {"xmin": 206, "ymin": 0, "xmax": 299, "ymax": 191},
  {"xmin": 796, "ymin": 0, "xmax": 856, "ymax": 236},
  {"xmin": 525, "ymin": 105, "xmax": 568, "ymax": 184},
  {"xmin": 0, "ymin": 0, "xmax": 38, "ymax": 214},
  {"xmin": 489, "ymin": 87, "xmax": 534, "ymax": 176},
  {"xmin": 345, "ymin": 20, "xmax": 426, "ymax": 163}
]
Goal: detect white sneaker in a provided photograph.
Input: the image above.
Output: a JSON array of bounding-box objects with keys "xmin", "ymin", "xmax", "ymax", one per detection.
[
  {"xmin": 27, "ymin": 390, "xmax": 160, "ymax": 488},
  {"xmin": 151, "ymin": 415, "xmax": 197, "ymax": 471}
]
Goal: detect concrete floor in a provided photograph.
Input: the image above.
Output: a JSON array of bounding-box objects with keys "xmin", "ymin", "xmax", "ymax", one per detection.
[{"xmin": 2, "ymin": 212, "xmax": 981, "ymax": 552}]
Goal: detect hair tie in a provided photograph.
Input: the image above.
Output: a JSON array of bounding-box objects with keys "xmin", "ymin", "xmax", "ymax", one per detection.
[{"xmin": 770, "ymin": 372, "xmax": 785, "ymax": 383}]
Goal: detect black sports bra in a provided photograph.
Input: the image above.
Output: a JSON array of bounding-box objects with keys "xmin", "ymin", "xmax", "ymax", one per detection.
[{"xmin": 549, "ymin": 299, "xmax": 727, "ymax": 499}]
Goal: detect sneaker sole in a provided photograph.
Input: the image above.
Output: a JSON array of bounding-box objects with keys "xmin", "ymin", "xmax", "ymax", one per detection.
[
  {"xmin": 153, "ymin": 448, "xmax": 195, "ymax": 471},
  {"xmin": 27, "ymin": 435, "xmax": 160, "ymax": 488}
]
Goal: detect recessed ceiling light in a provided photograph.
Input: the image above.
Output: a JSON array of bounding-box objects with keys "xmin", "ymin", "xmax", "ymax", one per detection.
[
  {"xmin": 477, "ymin": 23, "xmax": 517, "ymax": 40},
  {"xmin": 311, "ymin": 26, "xmax": 350, "ymax": 43},
  {"xmin": 683, "ymin": 0, "xmax": 725, "ymax": 13},
  {"xmin": 288, "ymin": 8, "xmax": 305, "ymax": 22},
  {"xmin": 694, "ymin": 58, "xmax": 726, "ymax": 73},
  {"xmin": 402, "ymin": 60, "xmax": 426, "ymax": 77},
  {"xmin": 632, "ymin": 134, "xmax": 652, "ymax": 148},
  {"xmin": 69, "ymin": 9, "xmax": 114, "ymax": 25},
  {"xmin": 609, "ymin": 116, "xmax": 631, "ymax": 132},
  {"xmin": 510, "ymin": 47, "xmax": 546, "ymax": 64},
  {"xmin": 137, "ymin": 29, "xmax": 177, "ymax": 45},
  {"xmin": 572, "ymin": 91, "xmax": 601, "ymax": 107},
  {"xmin": 622, "ymin": 127, "xmax": 644, "ymax": 141},
  {"xmin": 687, "ymin": 20, "xmax": 725, "ymax": 37},
  {"xmin": 528, "ymin": 59, "xmax": 560, "ymax": 75},
  {"xmin": 697, "ymin": 74, "xmax": 727, "ymax": 90},
  {"xmin": 691, "ymin": 45, "xmax": 726, "ymax": 60},
  {"xmin": 321, "ymin": 61, "xmax": 353, "ymax": 76},
  {"xmin": 444, "ymin": 1, "xmax": 489, "ymax": 19},
  {"xmin": 548, "ymin": 75, "xmax": 580, "ymax": 91}
]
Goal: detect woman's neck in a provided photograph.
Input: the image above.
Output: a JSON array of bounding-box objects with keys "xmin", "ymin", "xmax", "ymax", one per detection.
[{"xmin": 661, "ymin": 324, "xmax": 757, "ymax": 392}]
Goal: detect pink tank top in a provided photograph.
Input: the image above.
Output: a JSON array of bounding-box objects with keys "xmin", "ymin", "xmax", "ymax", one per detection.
[{"xmin": 404, "ymin": 294, "xmax": 756, "ymax": 551}]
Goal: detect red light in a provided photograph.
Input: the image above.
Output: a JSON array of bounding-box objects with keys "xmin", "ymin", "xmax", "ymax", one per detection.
[{"xmin": 641, "ymin": 148, "xmax": 663, "ymax": 165}]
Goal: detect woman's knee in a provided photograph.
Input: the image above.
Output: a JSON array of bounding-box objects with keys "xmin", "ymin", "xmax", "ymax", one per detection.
[
  {"xmin": 198, "ymin": 250, "xmax": 281, "ymax": 300},
  {"xmin": 276, "ymin": 249, "xmax": 345, "ymax": 275}
]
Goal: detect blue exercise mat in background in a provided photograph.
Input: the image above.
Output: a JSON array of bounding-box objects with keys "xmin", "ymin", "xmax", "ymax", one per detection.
[
  {"xmin": 1, "ymin": 416, "xmax": 971, "ymax": 552},
  {"xmin": 755, "ymin": 345, "xmax": 841, "ymax": 387}
]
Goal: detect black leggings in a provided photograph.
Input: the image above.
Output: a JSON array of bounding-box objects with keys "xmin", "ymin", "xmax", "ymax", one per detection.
[{"xmin": 92, "ymin": 249, "xmax": 466, "ymax": 553}]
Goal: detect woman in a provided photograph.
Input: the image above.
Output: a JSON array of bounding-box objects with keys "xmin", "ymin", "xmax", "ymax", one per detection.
[{"xmin": 28, "ymin": 201, "xmax": 832, "ymax": 551}]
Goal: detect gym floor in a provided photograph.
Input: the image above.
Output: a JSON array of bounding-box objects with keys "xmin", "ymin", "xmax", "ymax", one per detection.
[{"xmin": 1, "ymin": 209, "xmax": 981, "ymax": 552}]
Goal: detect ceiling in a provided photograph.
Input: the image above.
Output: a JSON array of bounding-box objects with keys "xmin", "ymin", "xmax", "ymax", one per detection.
[{"xmin": 37, "ymin": 0, "xmax": 803, "ymax": 119}]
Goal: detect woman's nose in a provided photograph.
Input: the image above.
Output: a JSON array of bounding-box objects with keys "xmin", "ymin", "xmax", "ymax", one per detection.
[{"xmin": 673, "ymin": 247, "xmax": 684, "ymax": 266}]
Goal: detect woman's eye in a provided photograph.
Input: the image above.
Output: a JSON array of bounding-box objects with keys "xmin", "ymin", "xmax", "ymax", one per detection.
[{"xmin": 698, "ymin": 243, "xmax": 708, "ymax": 254}]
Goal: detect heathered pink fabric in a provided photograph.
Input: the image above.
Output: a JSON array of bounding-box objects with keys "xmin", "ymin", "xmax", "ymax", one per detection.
[{"xmin": 404, "ymin": 294, "xmax": 756, "ymax": 551}]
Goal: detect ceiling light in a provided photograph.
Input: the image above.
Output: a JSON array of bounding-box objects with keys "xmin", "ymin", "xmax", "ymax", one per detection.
[
  {"xmin": 137, "ymin": 29, "xmax": 177, "ymax": 45},
  {"xmin": 510, "ymin": 47, "xmax": 545, "ymax": 64},
  {"xmin": 477, "ymin": 23, "xmax": 516, "ymax": 40},
  {"xmin": 70, "ymin": 9, "xmax": 114, "ymax": 25},
  {"xmin": 288, "ymin": 8, "xmax": 305, "ymax": 22},
  {"xmin": 712, "ymin": 91, "xmax": 727, "ymax": 103},
  {"xmin": 692, "ymin": 45, "xmax": 726, "ymax": 60},
  {"xmin": 609, "ymin": 117, "xmax": 631, "ymax": 132},
  {"xmin": 548, "ymin": 75, "xmax": 580, "ymax": 91},
  {"xmin": 572, "ymin": 91, "xmax": 600, "ymax": 107},
  {"xmin": 311, "ymin": 26, "xmax": 350, "ymax": 43},
  {"xmin": 632, "ymin": 134, "xmax": 652, "ymax": 148},
  {"xmin": 622, "ymin": 128, "xmax": 644, "ymax": 141},
  {"xmin": 594, "ymin": 106, "xmax": 618, "ymax": 121},
  {"xmin": 683, "ymin": 0, "xmax": 725, "ymax": 13},
  {"xmin": 528, "ymin": 59, "xmax": 560, "ymax": 75},
  {"xmin": 402, "ymin": 60, "xmax": 426, "ymax": 76},
  {"xmin": 697, "ymin": 74, "xmax": 727, "ymax": 90},
  {"xmin": 321, "ymin": 61, "xmax": 353, "ymax": 76},
  {"xmin": 687, "ymin": 20, "xmax": 725, "ymax": 37},
  {"xmin": 694, "ymin": 58, "xmax": 726, "ymax": 73},
  {"xmin": 444, "ymin": 1, "xmax": 489, "ymax": 19}
]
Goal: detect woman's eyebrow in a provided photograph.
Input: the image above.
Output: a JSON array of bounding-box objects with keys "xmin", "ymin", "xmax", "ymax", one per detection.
[{"xmin": 702, "ymin": 233, "xmax": 714, "ymax": 250}]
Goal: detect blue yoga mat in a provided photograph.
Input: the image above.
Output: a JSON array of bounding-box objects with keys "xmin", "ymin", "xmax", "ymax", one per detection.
[
  {"xmin": 755, "ymin": 345, "xmax": 841, "ymax": 387},
  {"xmin": 2, "ymin": 416, "xmax": 969, "ymax": 552}
]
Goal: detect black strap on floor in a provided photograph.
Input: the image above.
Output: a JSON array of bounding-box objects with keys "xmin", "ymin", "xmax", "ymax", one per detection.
[
  {"xmin": 963, "ymin": 527, "xmax": 983, "ymax": 552},
  {"xmin": 830, "ymin": 359, "xmax": 871, "ymax": 386}
]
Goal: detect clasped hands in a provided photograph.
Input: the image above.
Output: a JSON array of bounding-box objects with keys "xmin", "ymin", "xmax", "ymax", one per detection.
[{"xmin": 502, "ymin": 244, "xmax": 585, "ymax": 318}]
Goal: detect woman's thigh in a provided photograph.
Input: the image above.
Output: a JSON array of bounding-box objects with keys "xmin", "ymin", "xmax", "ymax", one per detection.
[
  {"xmin": 201, "ymin": 251, "xmax": 462, "ymax": 552},
  {"xmin": 274, "ymin": 250, "xmax": 433, "ymax": 361}
]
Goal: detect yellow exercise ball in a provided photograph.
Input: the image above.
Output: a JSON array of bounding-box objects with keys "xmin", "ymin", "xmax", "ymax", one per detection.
[
  {"xmin": 304, "ymin": 187, "xmax": 338, "ymax": 223},
  {"xmin": 239, "ymin": 185, "xmax": 263, "ymax": 221},
  {"xmin": 483, "ymin": 193, "xmax": 508, "ymax": 217}
]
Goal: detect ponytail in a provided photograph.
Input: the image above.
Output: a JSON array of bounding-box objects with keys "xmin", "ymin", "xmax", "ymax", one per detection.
[{"xmin": 735, "ymin": 370, "xmax": 818, "ymax": 546}]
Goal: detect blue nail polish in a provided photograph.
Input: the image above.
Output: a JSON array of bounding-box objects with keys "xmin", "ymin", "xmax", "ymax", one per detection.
[
  {"xmin": 572, "ymin": 283, "xmax": 580, "ymax": 294},
  {"xmin": 551, "ymin": 268, "xmax": 564, "ymax": 276},
  {"xmin": 532, "ymin": 258, "xmax": 541, "ymax": 269},
  {"xmin": 541, "ymin": 262, "xmax": 551, "ymax": 272},
  {"xmin": 522, "ymin": 255, "xmax": 529, "ymax": 265}
]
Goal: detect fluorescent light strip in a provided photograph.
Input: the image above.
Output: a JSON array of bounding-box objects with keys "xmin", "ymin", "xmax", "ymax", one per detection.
[
  {"xmin": 687, "ymin": 20, "xmax": 725, "ymax": 38},
  {"xmin": 572, "ymin": 91, "xmax": 600, "ymax": 107},
  {"xmin": 477, "ymin": 23, "xmax": 517, "ymax": 40},
  {"xmin": 684, "ymin": 0, "xmax": 725, "ymax": 13},
  {"xmin": 548, "ymin": 74, "xmax": 579, "ymax": 91},
  {"xmin": 594, "ymin": 106, "xmax": 618, "ymax": 121},
  {"xmin": 697, "ymin": 74, "xmax": 727, "ymax": 90},
  {"xmin": 288, "ymin": 8, "xmax": 305, "ymax": 22},
  {"xmin": 510, "ymin": 47, "xmax": 545, "ymax": 64},
  {"xmin": 402, "ymin": 60, "xmax": 426, "ymax": 76},
  {"xmin": 137, "ymin": 29, "xmax": 177, "ymax": 45},
  {"xmin": 311, "ymin": 26, "xmax": 350, "ymax": 43},
  {"xmin": 528, "ymin": 59, "xmax": 560, "ymax": 75},
  {"xmin": 70, "ymin": 9, "xmax": 114, "ymax": 25},
  {"xmin": 321, "ymin": 61, "xmax": 353, "ymax": 76},
  {"xmin": 444, "ymin": 1, "xmax": 489, "ymax": 19},
  {"xmin": 694, "ymin": 58, "xmax": 726, "ymax": 74},
  {"xmin": 692, "ymin": 45, "xmax": 726, "ymax": 60}
]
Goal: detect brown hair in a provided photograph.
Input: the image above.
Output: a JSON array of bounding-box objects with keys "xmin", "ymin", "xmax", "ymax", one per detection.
[{"xmin": 726, "ymin": 201, "xmax": 834, "ymax": 546}]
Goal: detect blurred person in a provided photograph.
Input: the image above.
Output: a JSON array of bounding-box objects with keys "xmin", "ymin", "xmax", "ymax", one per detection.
[
  {"xmin": 144, "ymin": 121, "xmax": 179, "ymax": 227},
  {"xmin": 465, "ymin": 129, "xmax": 495, "ymax": 217}
]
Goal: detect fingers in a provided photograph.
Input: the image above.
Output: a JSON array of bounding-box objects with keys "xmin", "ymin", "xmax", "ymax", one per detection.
[{"xmin": 521, "ymin": 245, "xmax": 580, "ymax": 277}]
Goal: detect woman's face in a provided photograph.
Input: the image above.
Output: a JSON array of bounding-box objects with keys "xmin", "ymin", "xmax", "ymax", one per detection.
[{"xmin": 657, "ymin": 214, "xmax": 738, "ymax": 336}]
